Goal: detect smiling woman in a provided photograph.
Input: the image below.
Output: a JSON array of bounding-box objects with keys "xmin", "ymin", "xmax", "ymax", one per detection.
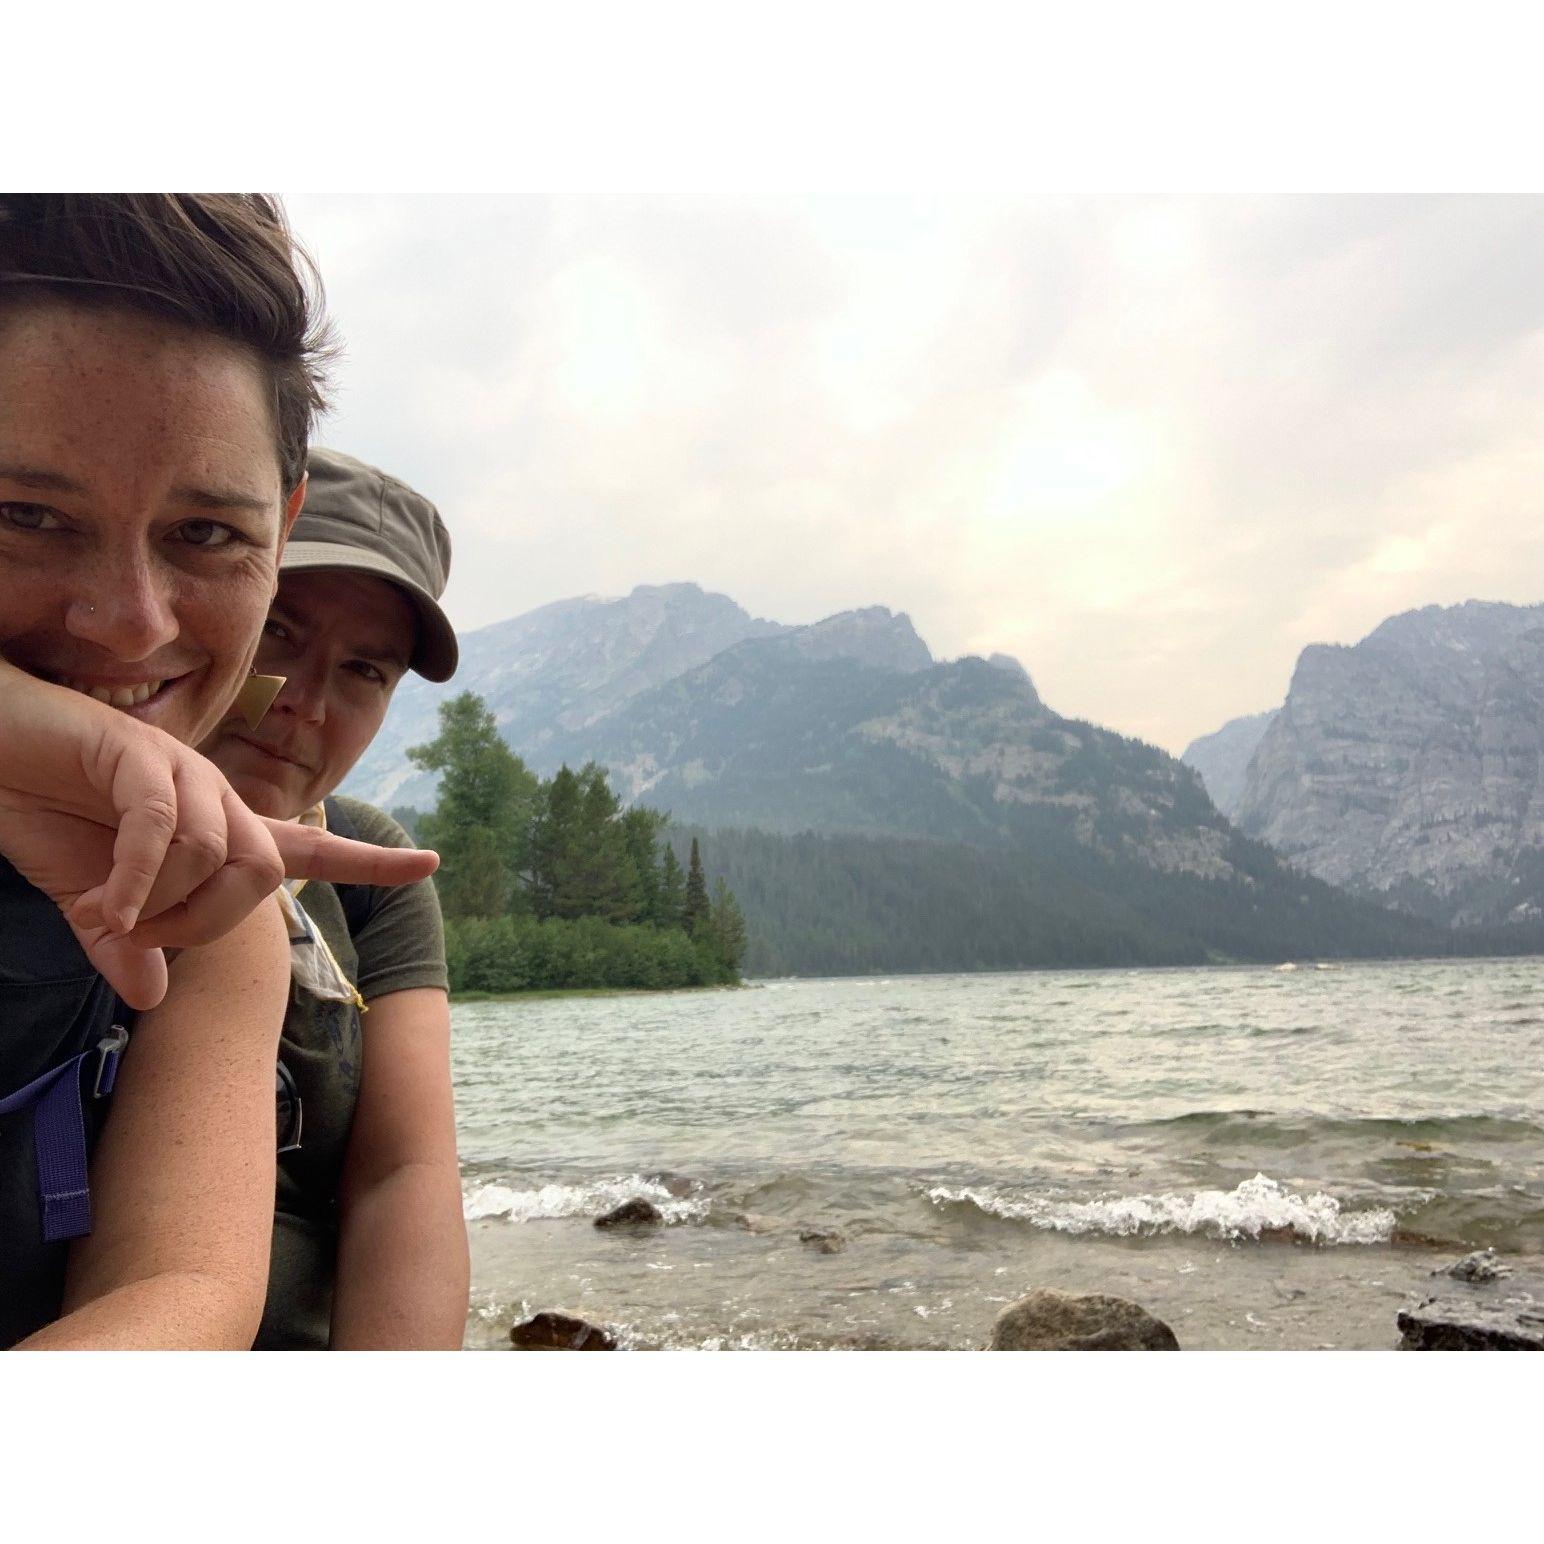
[{"xmin": 0, "ymin": 194, "xmax": 436, "ymax": 1349}]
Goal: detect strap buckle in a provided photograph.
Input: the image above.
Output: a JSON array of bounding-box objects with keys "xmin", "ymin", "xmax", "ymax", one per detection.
[{"xmin": 92, "ymin": 1025, "xmax": 129, "ymax": 1099}]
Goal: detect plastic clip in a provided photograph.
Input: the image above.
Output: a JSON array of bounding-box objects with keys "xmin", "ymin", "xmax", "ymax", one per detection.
[{"xmin": 93, "ymin": 1025, "xmax": 130, "ymax": 1098}]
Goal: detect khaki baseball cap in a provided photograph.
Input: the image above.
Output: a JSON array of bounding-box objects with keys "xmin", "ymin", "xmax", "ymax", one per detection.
[{"xmin": 283, "ymin": 447, "xmax": 459, "ymax": 681}]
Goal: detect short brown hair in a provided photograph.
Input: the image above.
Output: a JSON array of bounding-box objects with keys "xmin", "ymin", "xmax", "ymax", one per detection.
[{"xmin": 0, "ymin": 194, "xmax": 335, "ymax": 493}]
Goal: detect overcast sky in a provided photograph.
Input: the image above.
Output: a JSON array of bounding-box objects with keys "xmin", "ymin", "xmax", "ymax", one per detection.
[{"xmin": 283, "ymin": 194, "xmax": 1544, "ymax": 753}]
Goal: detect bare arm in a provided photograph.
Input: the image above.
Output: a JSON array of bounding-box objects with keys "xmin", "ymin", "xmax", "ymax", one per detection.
[
  {"xmin": 17, "ymin": 899, "xmax": 290, "ymax": 1349},
  {"xmin": 330, "ymin": 987, "xmax": 468, "ymax": 1349}
]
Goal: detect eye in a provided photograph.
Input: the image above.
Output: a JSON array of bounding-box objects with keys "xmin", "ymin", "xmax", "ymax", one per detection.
[
  {"xmin": 349, "ymin": 660, "xmax": 388, "ymax": 685},
  {"xmin": 263, "ymin": 619, "xmax": 291, "ymax": 642},
  {"xmin": 170, "ymin": 519, "xmax": 239, "ymax": 548},
  {"xmin": 0, "ymin": 501, "xmax": 63, "ymax": 532}
]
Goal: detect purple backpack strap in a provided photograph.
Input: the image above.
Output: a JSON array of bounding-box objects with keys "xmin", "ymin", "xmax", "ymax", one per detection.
[{"xmin": 0, "ymin": 1026, "xmax": 129, "ymax": 1243}]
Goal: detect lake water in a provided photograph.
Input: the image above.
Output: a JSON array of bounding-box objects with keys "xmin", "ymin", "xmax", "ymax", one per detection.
[{"xmin": 453, "ymin": 957, "xmax": 1544, "ymax": 1349}]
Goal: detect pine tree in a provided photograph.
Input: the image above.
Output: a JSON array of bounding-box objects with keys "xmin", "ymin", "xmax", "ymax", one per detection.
[
  {"xmin": 657, "ymin": 844, "xmax": 686, "ymax": 931},
  {"xmin": 407, "ymin": 692, "xmax": 539, "ymax": 919},
  {"xmin": 572, "ymin": 764, "xmax": 638, "ymax": 923},
  {"xmin": 621, "ymin": 806, "xmax": 667, "ymax": 927},
  {"xmin": 683, "ymin": 836, "xmax": 710, "ymax": 937},
  {"xmin": 529, "ymin": 766, "xmax": 584, "ymax": 920},
  {"xmin": 707, "ymin": 875, "xmax": 748, "ymax": 975}
]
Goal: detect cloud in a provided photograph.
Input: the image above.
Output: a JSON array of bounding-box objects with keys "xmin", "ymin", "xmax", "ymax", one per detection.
[{"xmin": 283, "ymin": 193, "xmax": 1544, "ymax": 753}]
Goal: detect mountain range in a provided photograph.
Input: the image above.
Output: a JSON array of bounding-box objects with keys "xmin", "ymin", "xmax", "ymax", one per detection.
[
  {"xmin": 347, "ymin": 582, "xmax": 1503, "ymax": 967},
  {"xmin": 1183, "ymin": 601, "xmax": 1544, "ymax": 928}
]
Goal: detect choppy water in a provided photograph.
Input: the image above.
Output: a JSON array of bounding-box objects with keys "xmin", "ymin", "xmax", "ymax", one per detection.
[{"xmin": 453, "ymin": 957, "xmax": 1544, "ymax": 1349}]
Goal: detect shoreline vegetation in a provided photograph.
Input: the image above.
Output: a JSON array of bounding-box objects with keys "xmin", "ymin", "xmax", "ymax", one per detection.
[
  {"xmin": 453, "ymin": 982, "xmax": 744, "ymax": 1003},
  {"xmin": 448, "ymin": 949, "xmax": 1544, "ymax": 1002},
  {"xmin": 405, "ymin": 693, "xmax": 748, "ymax": 995}
]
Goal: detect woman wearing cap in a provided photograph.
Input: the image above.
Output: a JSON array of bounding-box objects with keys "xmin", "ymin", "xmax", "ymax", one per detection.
[
  {"xmin": 202, "ymin": 448, "xmax": 469, "ymax": 1349},
  {"xmin": 0, "ymin": 195, "xmax": 436, "ymax": 1348}
]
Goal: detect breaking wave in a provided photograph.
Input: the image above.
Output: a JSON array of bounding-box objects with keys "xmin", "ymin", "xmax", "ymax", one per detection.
[
  {"xmin": 926, "ymin": 1173, "xmax": 1397, "ymax": 1245},
  {"xmin": 464, "ymin": 1174, "xmax": 710, "ymax": 1225}
]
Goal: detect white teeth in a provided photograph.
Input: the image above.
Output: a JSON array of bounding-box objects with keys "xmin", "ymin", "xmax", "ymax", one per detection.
[{"xmin": 63, "ymin": 678, "xmax": 164, "ymax": 709}]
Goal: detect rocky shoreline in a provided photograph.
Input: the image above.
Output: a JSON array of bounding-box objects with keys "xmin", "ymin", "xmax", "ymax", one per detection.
[{"xmin": 500, "ymin": 1194, "xmax": 1542, "ymax": 1351}]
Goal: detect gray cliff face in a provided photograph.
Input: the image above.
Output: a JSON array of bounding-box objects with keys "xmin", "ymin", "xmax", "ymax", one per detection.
[
  {"xmin": 1182, "ymin": 710, "xmax": 1278, "ymax": 819},
  {"xmin": 1234, "ymin": 601, "xmax": 1544, "ymax": 925},
  {"xmin": 343, "ymin": 582, "xmax": 785, "ymax": 808}
]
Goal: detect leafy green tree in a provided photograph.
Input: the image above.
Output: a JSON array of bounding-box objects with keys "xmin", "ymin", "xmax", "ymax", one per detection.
[
  {"xmin": 408, "ymin": 692, "xmax": 539, "ymax": 919},
  {"xmin": 683, "ymin": 836, "xmax": 710, "ymax": 937}
]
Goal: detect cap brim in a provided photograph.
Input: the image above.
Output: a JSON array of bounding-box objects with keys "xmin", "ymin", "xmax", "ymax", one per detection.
[{"xmin": 280, "ymin": 541, "xmax": 460, "ymax": 681}]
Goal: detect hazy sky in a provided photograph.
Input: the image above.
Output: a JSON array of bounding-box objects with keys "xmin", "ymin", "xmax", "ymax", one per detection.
[{"xmin": 284, "ymin": 194, "xmax": 1544, "ymax": 753}]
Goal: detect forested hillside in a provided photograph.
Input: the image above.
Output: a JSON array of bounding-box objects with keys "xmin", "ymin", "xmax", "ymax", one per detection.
[{"xmin": 666, "ymin": 826, "xmax": 1543, "ymax": 978}]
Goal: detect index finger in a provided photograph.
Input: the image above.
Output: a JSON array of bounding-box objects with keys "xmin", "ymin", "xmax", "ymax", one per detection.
[
  {"xmin": 99, "ymin": 743, "xmax": 181, "ymax": 934},
  {"xmin": 268, "ymin": 821, "xmax": 440, "ymax": 887}
]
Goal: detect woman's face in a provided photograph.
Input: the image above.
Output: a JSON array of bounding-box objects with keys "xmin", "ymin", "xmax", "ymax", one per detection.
[
  {"xmin": 202, "ymin": 569, "xmax": 417, "ymax": 821},
  {"xmin": 0, "ymin": 298, "xmax": 302, "ymax": 746}
]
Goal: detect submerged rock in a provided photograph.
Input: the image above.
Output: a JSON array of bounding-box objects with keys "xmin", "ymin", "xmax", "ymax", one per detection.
[
  {"xmin": 510, "ymin": 1312, "xmax": 618, "ymax": 1351},
  {"xmin": 732, "ymin": 1212, "xmax": 786, "ymax": 1235},
  {"xmin": 1397, "ymin": 1255, "xmax": 1544, "ymax": 1350},
  {"xmin": 594, "ymin": 1197, "xmax": 664, "ymax": 1229},
  {"xmin": 988, "ymin": 1290, "xmax": 1180, "ymax": 1351},
  {"xmin": 1439, "ymin": 1248, "xmax": 1511, "ymax": 1283},
  {"xmin": 799, "ymin": 1228, "xmax": 847, "ymax": 1255}
]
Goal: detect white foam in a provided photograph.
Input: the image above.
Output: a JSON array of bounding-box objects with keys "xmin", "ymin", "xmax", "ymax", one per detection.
[
  {"xmin": 926, "ymin": 1173, "xmax": 1396, "ymax": 1245},
  {"xmin": 463, "ymin": 1174, "xmax": 709, "ymax": 1225}
]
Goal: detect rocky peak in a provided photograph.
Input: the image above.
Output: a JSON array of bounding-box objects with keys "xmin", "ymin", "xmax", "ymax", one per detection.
[
  {"xmin": 774, "ymin": 606, "xmax": 935, "ymax": 673},
  {"xmin": 1182, "ymin": 709, "xmax": 1278, "ymax": 819},
  {"xmin": 1234, "ymin": 598, "xmax": 1544, "ymax": 924}
]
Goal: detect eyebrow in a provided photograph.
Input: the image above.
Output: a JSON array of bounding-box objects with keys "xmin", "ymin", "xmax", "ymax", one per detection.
[
  {"xmin": 170, "ymin": 483, "xmax": 275, "ymax": 516},
  {"xmin": 0, "ymin": 464, "xmax": 273, "ymax": 515},
  {"xmin": 0, "ymin": 465, "xmax": 87, "ymax": 494},
  {"xmin": 270, "ymin": 600, "xmax": 412, "ymax": 672}
]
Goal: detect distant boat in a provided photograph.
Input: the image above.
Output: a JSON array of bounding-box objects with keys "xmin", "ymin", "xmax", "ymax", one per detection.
[{"xmin": 1274, "ymin": 962, "xmax": 1298, "ymax": 973}]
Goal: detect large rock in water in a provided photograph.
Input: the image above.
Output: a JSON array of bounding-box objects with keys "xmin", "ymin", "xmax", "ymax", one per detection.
[
  {"xmin": 1397, "ymin": 1253, "xmax": 1544, "ymax": 1350},
  {"xmin": 510, "ymin": 1312, "xmax": 618, "ymax": 1351},
  {"xmin": 988, "ymin": 1290, "xmax": 1180, "ymax": 1350},
  {"xmin": 594, "ymin": 1197, "xmax": 664, "ymax": 1229}
]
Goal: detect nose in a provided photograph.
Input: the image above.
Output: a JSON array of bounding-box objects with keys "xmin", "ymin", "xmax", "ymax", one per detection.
[
  {"xmin": 65, "ymin": 555, "xmax": 179, "ymax": 662},
  {"xmin": 271, "ymin": 665, "xmax": 327, "ymax": 728}
]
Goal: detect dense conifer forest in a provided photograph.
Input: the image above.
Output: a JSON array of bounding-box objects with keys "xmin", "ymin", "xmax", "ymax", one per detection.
[{"xmin": 402, "ymin": 693, "xmax": 746, "ymax": 993}]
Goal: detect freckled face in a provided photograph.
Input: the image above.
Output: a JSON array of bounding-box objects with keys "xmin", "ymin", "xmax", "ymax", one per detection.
[
  {"xmin": 201, "ymin": 569, "xmax": 417, "ymax": 820},
  {"xmin": 0, "ymin": 298, "xmax": 300, "ymax": 746}
]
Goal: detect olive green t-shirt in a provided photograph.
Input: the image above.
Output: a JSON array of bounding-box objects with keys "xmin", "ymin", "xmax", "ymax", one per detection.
[{"xmin": 254, "ymin": 796, "xmax": 448, "ymax": 1351}]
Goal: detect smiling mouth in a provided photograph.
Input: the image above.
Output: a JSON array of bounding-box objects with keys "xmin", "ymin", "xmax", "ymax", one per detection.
[{"xmin": 56, "ymin": 675, "xmax": 170, "ymax": 709}]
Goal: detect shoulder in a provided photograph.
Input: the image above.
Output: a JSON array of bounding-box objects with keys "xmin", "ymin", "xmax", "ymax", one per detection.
[{"xmin": 330, "ymin": 796, "xmax": 416, "ymax": 853}]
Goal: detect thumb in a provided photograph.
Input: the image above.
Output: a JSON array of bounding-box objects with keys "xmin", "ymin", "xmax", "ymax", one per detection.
[{"xmin": 68, "ymin": 913, "xmax": 170, "ymax": 1012}]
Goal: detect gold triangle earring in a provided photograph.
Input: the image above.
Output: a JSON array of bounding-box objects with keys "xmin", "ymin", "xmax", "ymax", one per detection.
[{"xmin": 234, "ymin": 670, "xmax": 287, "ymax": 731}]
